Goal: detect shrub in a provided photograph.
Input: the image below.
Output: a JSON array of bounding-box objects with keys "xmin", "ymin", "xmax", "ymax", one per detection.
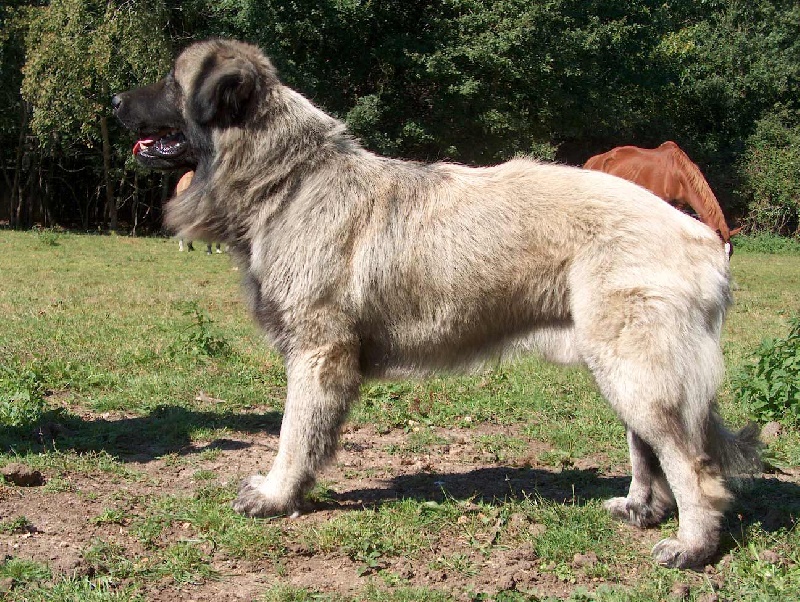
[
  {"xmin": 738, "ymin": 110, "xmax": 800, "ymax": 236},
  {"xmin": 733, "ymin": 233, "xmax": 800, "ymax": 255},
  {"xmin": 734, "ymin": 318, "xmax": 800, "ymax": 424}
]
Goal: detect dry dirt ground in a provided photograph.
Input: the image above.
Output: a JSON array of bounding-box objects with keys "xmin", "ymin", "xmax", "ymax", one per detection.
[{"xmin": 1, "ymin": 416, "xmax": 795, "ymax": 601}]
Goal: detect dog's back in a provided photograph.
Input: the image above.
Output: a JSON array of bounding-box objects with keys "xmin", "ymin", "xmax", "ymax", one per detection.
[{"xmin": 261, "ymin": 154, "xmax": 729, "ymax": 378}]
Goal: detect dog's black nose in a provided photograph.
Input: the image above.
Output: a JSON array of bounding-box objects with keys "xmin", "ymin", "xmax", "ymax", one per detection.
[{"xmin": 111, "ymin": 94, "xmax": 123, "ymax": 112}]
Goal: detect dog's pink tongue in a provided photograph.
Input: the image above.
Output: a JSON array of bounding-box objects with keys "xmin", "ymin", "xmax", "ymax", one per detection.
[{"xmin": 132, "ymin": 138, "xmax": 154, "ymax": 156}]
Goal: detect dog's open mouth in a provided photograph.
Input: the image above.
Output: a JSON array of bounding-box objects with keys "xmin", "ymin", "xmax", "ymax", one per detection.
[{"xmin": 133, "ymin": 129, "xmax": 188, "ymax": 159}]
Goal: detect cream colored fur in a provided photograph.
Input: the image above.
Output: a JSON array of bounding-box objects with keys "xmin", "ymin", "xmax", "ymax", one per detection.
[{"xmin": 123, "ymin": 40, "xmax": 760, "ymax": 569}]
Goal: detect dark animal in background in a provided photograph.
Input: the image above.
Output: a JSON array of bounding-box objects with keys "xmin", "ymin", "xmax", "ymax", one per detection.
[
  {"xmin": 113, "ymin": 39, "xmax": 759, "ymax": 569},
  {"xmin": 179, "ymin": 239, "xmax": 222, "ymax": 253},
  {"xmin": 584, "ymin": 142, "xmax": 741, "ymax": 257}
]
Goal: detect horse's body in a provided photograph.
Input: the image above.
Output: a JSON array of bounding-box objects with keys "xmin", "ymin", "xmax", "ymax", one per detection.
[{"xmin": 584, "ymin": 142, "xmax": 739, "ymax": 255}]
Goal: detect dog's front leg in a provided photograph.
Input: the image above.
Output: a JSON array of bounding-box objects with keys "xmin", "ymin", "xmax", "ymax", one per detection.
[{"xmin": 232, "ymin": 342, "xmax": 361, "ymax": 518}]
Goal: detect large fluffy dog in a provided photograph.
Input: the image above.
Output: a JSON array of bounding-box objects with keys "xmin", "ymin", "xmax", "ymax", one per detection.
[{"xmin": 113, "ymin": 39, "xmax": 759, "ymax": 568}]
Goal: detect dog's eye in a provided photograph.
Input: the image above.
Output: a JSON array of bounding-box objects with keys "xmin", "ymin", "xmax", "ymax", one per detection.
[{"xmin": 164, "ymin": 71, "xmax": 184, "ymax": 100}]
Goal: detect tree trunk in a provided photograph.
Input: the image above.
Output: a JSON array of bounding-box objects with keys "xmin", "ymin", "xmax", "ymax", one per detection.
[
  {"xmin": 37, "ymin": 152, "xmax": 50, "ymax": 227},
  {"xmin": 10, "ymin": 104, "xmax": 28, "ymax": 229},
  {"xmin": 17, "ymin": 155, "xmax": 36, "ymax": 228},
  {"xmin": 100, "ymin": 115, "xmax": 117, "ymax": 231},
  {"xmin": 43, "ymin": 150, "xmax": 55, "ymax": 227}
]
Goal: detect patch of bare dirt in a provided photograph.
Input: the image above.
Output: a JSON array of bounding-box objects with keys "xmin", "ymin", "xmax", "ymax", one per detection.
[{"xmin": 2, "ymin": 419, "xmax": 795, "ymax": 600}]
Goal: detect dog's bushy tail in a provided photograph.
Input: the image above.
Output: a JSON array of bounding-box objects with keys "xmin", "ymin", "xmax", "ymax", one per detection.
[{"xmin": 708, "ymin": 414, "xmax": 762, "ymax": 479}]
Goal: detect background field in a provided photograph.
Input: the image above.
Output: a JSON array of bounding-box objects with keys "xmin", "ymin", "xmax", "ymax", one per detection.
[{"xmin": 1, "ymin": 230, "xmax": 799, "ymax": 601}]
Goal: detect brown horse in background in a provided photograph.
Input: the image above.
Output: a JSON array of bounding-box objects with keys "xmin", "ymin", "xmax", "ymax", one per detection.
[{"xmin": 584, "ymin": 141, "xmax": 740, "ymax": 256}]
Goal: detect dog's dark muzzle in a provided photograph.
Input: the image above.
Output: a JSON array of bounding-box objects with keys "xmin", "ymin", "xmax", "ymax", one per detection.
[{"xmin": 112, "ymin": 84, "xmax": 195, "ymax": 169}]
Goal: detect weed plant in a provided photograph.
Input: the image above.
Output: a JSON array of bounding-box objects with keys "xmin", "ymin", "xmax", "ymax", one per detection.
[{"xmin": 734, "ymin": 317, "xmax": 800, "ymax": 424}]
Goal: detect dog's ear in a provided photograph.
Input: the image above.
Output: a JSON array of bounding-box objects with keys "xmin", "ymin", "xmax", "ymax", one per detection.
[{"xmin": 189, "ymin": 56, "xmax": 257, "ymax": 126}]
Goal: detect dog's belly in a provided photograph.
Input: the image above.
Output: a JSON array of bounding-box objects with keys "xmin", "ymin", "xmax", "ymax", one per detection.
[
  {"xmin": 352, "ymin": 252, "xmax": 578, "ymax": 376},
  {"xmin": 357, "ymin": 305, "xmax": 579, "ymax": 378}
]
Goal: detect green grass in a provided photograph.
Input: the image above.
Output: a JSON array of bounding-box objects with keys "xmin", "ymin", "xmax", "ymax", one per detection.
[
  {"xmin": 0, "ymin": 516, "xmax": 34, "ymax": 534},
  {"xmin": 1, "ymin": 230, "xmax": 800, "ymax": 600},
  {"xmin": 0, "ymin": 557, "xmax": 51, "ymax": 586}
]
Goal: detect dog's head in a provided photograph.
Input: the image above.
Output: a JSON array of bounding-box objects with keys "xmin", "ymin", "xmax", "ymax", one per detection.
[{"xmin": 112, "ymin": 39, "xmax": 276, "ymax": 170}]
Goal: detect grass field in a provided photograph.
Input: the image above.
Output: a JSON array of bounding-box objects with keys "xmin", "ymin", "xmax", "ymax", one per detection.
[{"xmin": 1, "ymin": 230, "xmax": 799, "ymax": 601}]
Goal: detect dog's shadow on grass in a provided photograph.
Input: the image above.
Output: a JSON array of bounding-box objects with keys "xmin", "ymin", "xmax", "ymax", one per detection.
[
  {"xmin": 332, "ymin": 466, "xmax": 800, "ymax": 539},
  {"xmin": 726, "ymin": 474, "xmax": 800, "ymax": 534},
  {"xmin": 3, "ymin": 404, "xmax": 282, "ymax": 461},
  {"xmin": 334, "ymin": 465, "xmax": 630, "ymax": 508}
]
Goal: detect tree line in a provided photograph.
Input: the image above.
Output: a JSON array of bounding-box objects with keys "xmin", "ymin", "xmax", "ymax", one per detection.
[{"xmin": 1, "ymin": 0, "xmax": 798, "ymax": 235}]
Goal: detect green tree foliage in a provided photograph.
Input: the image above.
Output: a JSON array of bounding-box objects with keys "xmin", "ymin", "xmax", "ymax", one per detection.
[
  {"xmin": 0, "ymin": 2, "xmax": 41, "ymax": 228},
  {"xmin": 0, "ymin": 0, "xmax": 798, "ymax": 233},
  {"xmin": 22, "ymin": 0, "xmax": 171, "ymax": 149},
  {"xmin": 739, "ymin": 110, "xmax": 800, "ymax": 235},
  {"xmin": 659, "ymin": 0, "xmax": 800, "ymax": 146},
  {"xmin": 654, "ymin": 0, "xmax": 800, "ymax": 219},
  {"xmin": 0, "ymin": 2, "xmax": 32, "ymax": 140},
  {"xmin": 20, "ymin": 0, "xmax": 173, "ymax": 229},
  {"xmin": 184, "ymin": 1, "xmax": 681, "ymax": 163}
]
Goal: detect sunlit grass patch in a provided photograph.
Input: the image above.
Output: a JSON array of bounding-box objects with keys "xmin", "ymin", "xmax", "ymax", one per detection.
[
  {"xmin": 147, "ymin": 541, "xmax": 217, "ymax": 584},
  {"xmin": 1, "ymin": 576, "xmax": 144, "ymax": 602},
  {"xmin": 2, "ymin": 449, "xmax": 139, "ymax": 477},
  {"xmin": 261, "ymin": 585, "xmax": 341, "ymax": 601},
  {"xmin": 520, "ymin": 498, "xmax": 629, "ymax": 564},
  {"xmin": 91, "ymin": 507, "xmax": 130, "ymax": 526},
  {"xmin": 475, "ymin": 433, "xmax": 528, "ymax": 462},
  {"xmin": 714, "ymin": 522, "xmax": 800, "ymax": 600},
  {"xmin": 260, "ymin": 583, "xmax": 459, "ymax": 602},
  {"xmin": 0, "ymin": 516, "xmax": 35, "ymax": 534},
  {"xmin": 383, "ymin": 428, "xmax": 450, "ymax": 455},
  {"xmin": 128, "ymin": 486, "xmax": 287, "ymax": 564},
  {"xmin": 84, "ymin": 540, "xmax": 137, "ymax": 581},
  {"xmin": 0, "ymin": 557, "xmax": 51, "ymax": 585},
  {"xmin": 302, "ymin": 499, "xmax": 461, "ymax": 565}
]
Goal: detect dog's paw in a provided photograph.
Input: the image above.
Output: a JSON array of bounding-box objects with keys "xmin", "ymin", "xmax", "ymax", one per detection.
[
  {"xmin": 604, "ymin": 496, "xmax": 660, "ymax": 528},
  {"xmin": 231, "ymin": 475, "xmax": 303, "ymax": 518},
  {"xmin": 604, "ymin": 497, "xmax": 632, "ymax": 521},
  {"xmin": 652, "ymin": 537, "xmax": 711, "ymax": 569}
]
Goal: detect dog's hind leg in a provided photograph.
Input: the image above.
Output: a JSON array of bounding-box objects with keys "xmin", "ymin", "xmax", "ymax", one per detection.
[
  {"xmin": 596, "ymin": 369, "xmax": 730, "ymax": 568},
  {"xmin": 647, "ymin": 432, "xmax": 731, "ymax": 568},
  {"xmin": 578, "ymin": 284, "xmax": 731, "ymax": 568},
  {"xmin": 232, "ymin": 341, "xmax": 361, "ymax": 518},
  {"xmin": 604, "ymin": 429, "xmax": 675, "ymax": 528}
]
